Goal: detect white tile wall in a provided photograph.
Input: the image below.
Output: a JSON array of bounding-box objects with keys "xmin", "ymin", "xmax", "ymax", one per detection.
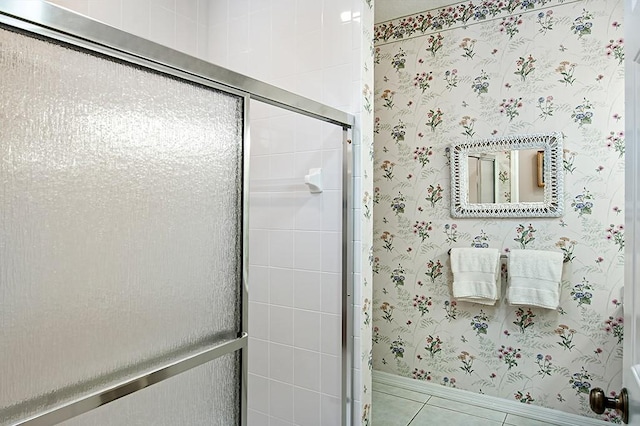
[
  {"xmin": 45, "ymin": 0, "xmax": 211, "ymax": 60},
  {"xmin": 246, "ymin": 107, "xmax": 345, "ymax": 425},
  {"xmin": 208, "ymin": 0, "xmax": 367, "ymax": 423}
]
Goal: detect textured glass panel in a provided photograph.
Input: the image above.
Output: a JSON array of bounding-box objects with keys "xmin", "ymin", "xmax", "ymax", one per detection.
[
  {"xmin": 0, "ymin": 27, "xmax": 243, "ymax": 423},
  {"xmin": 59, "ymin": 353, "xmax": 241, "ymax": 426}
]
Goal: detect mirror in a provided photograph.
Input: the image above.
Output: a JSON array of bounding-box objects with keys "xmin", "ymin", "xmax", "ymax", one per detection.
[{"xmin": 451, "ymin": 132, "xmax": 563, "ymax": 218}]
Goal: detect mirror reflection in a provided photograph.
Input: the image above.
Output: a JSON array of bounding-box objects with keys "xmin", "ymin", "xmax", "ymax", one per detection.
[
  {"xmin": 450, "ymin": 132, "xmax": 563, "ymax": 218},
  {"xmin": 468, "ymin": 149, "xmax": 543, "ymax": 204}
]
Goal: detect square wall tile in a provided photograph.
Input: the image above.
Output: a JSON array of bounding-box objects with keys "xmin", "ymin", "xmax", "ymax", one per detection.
[
  {"xmin": 122, "ymin": 0, "xmax": 150, "ymax": 39},
  {"xmin": 269, "ymin": 115, "xmax": 297, "ymax": 155},
  {"xmin": 269, "ymin": 342, "xmax": 294, "ymax": 384},
  {"xmin": 269, "ymin": 380, "xmax": 294, "ymax": 423},
  {"xmin": 228, "ymin": 16, "xmax": 249, "ymax": 53},
  {"xmin": 295, "ymin": 1, "xmax": 323, "ymax": 34},
  {"xmin": 293, "ymin": 270, "xmax": 322, "ymax": 311},
  {"xmin": 249, "ymin": 0, "xmax": 270, "ymax": 14},
  {"xmin": 153, "ymin": 0, "xmax": 175, "ymax": 11},
  {"xmin": 247, "ymin": 373, "xmax": 269, "ymax": 413},
  {"xmin": 321, "ymin": 394, "xmax": 341, "ymax": 426},
  {"xmin": 322, "ymin": 21, "xmax": 353, "ymax": 68},
  {"xmin": 320, "ymin": 354, "xmax": 340, "ymax": 397},
  {"xmin": 321, "ymin": 313, "xmax": 340, "ymax": 356},
  {"xmin": 248, "ymin": 265, "xmax": 269, "ymax": 303},
  {"xmin": 295, "ymin": 118, "xmax": 323, "ymax": 153},
  {"xmin": 176, "ymin": 15, "xmax": 198, "ymax": 56},
  {"xmin": 321, "ymin": 64, "xmax": 352, "ymax": 111},
  {"xmin": 228, "ymin": 0, "xmax": 248, "ymax": 19},
  {"xmin": 295, "ymin": 31, "xmax": 323, "ymax": 74},
  {"xmin": 249, "ymin": 121, "xmax": 273, "ymax": 157},
  {"xmin": 197, "ymin": 23, "xmax": 209, "ymax": 60},
  {"xmin": 321, "ymin": 189, "xmax": 341, "ymax": 232},
  {"xmin": 175, "ymin": 15, "xmax": 198, "ymax": 56},
  {"xmin": 293, "ymin": 309, "xmax": 321, "ymax": 351},
  {"xmin": 294, "ymin": 388, "xmax": 321, "ymax": 426},
  {"xmin": 294, "ymin": 231, "xmax": 322, "ymax": 271},
  {"xmin": 248, "ymin": 337, "xmax": 269, "ymax": 376},
  {"xmin": 321, "ymin": 272, "xmax": 341, "ymax": 315},
  {"xmin": 248, "ymin": 229, "xmax": 269, "ymax": 266},
  {"xmin": 227, "ymin": 52, "xmax": 250, "ymax": 75},
  {"xmin": 294, "ymin": 192, "xmax": 323, "ymax": 232},
  {"xmin": 269, "ymin": 152, "xmax": 295, "ymax": 179},
  {"xmin": 149, "ymin": 3, "xmax": 176, "ymax": 49},
  {"xmin": 269, "ymin": 230, "xmax": 294, "ymax": 268},
  {"xmin": 248, "ymin": 301, "xmax": 269, "ymax": 340},
  {"xmin": 322, "ymin": 232, "xmax": 341, "ymax": 273},
  {"xmin": 270, "ymin": 417, "xmax": 294, "ymax": 426},
  {"xmin": 293, "ymin": 348, "xmax": 321, "ymax": 391},
  {"xmin": 176, "ymin": 0, "xmax": 197, "ymax": 20},
  {"xmin": 206, "ymin": 23, "xmax": 228, "ymax": 65},
  {"xmin": 269, "ymin": 305, "xmax": 293, "ymax": 345},
  {"xmin": 196, "ymin": 0, "xmax": 209, "ymax": 25},
  {"xmin": 208, "ymin": 0, "xmax": 228, "ymax": 25},
  {"xmin": 321, "ymin": 124, "xmax": 344, "ymax": 151},
  {"xmin": 88, "ymin": 0, "xmax": 123, "ymax": 28},
  {"xmin": 247, "ymin": 409, "xmax": 269, "ymax": 426},
  {"xmin": 268, "ymin": 192, "xmax": 296, "ymax": 231},
  {"xmin": 270, "ymin": 267, "xmax": 294, "ymax": 307}
]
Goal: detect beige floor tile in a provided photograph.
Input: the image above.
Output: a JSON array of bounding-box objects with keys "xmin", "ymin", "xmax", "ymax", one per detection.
[{"xmin": 372, "ymin": 390, "xmax": 424, "ymax": 426}]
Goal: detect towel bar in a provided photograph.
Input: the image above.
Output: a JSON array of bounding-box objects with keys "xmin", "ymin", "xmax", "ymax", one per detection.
[{"xmin": 447, "ymin": 248, "xmax": 507, "ymax": 258}]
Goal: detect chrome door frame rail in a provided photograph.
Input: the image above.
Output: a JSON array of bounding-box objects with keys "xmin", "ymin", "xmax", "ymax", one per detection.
[
  {"xmin": 0, "ymin": 2, "xmax": 356, "ymax": 426},
  {"xmin": 13, "ymin": 334, "xmax": 248, "ymax": 426}
]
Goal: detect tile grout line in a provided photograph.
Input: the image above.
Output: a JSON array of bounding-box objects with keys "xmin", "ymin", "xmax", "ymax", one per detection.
[{"xmin": 405, "ymin": 402, "xmax": 428, "ymax": 426}]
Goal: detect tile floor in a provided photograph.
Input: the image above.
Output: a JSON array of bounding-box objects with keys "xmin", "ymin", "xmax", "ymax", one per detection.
[{"xmin": 372, "ymin": 382, "xmax": 563, "ymax": 426}]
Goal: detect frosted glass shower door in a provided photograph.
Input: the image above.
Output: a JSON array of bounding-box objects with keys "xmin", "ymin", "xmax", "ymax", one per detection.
[{"xmin": 0, "ymin": 25, "xmax": 245, "ymax": 426}]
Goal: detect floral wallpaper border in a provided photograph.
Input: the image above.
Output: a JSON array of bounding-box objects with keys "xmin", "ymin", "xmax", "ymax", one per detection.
[{"xmin": 374, "ymin": 0, "xmax": 581, "ymax": 45}]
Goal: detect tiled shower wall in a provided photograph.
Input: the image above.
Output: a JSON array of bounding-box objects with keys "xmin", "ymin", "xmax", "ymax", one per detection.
[
  {"xmin": 41, "ymin": 0, "xmax": 375, "ymax": 425},
  {"xmin": 207, "ymin": 1, "xmax": 374, "ymax": 424},
  {"xmin": 372, "ymin": 0, "xmax": 624, "ymax": 421},
  {"xmin": 45, "ymin": 0, "xmax": 211, "ymax": 59}
]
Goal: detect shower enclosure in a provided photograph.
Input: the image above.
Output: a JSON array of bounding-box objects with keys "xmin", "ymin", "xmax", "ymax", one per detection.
[{"xmin": 0, "ymin": 2, "xmax": 354, "ymax": 425}]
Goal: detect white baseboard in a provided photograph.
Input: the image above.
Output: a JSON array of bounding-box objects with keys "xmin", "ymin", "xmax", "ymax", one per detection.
[{"xmin": 372, "ymin": 371, "xmax": 608, "ymax": 426}]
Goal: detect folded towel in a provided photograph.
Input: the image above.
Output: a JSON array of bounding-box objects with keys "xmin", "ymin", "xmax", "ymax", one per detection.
[
  {"xmin": 450, "ymin": 248, "xmax": 501, "ymax": 305},
  {"xmin": 506, "ymin": 249, "xmax": 564, "ymax": 309}
]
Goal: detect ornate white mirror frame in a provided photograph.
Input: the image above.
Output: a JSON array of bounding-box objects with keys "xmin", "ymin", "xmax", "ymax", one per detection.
[{"xmin": 450, "ymin": 132, "xmax": 564, "ymax": 218}]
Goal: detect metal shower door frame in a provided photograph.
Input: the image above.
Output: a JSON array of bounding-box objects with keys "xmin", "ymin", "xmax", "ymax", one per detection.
[{"xmin": 0, "ymin": 2, "xmax": 355, "ymax": 426}]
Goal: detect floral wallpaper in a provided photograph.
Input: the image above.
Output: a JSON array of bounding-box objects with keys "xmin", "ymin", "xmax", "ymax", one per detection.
[
  {"xmin": 359, "ymin": 1, "xmax": 375, "ymax": 425},
  {"xmin": 372, "ymin": 0, "xmax": 624, "ymax": 421}
]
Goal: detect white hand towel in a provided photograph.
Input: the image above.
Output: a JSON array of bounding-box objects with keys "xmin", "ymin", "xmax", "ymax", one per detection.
[
  {"xmin": 450, "ymin": 248, "xmax": 501, "ymax": 305},
  {"xmin": 507, "ymin": 249, "xmax": 563, "ymax": 309}
]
